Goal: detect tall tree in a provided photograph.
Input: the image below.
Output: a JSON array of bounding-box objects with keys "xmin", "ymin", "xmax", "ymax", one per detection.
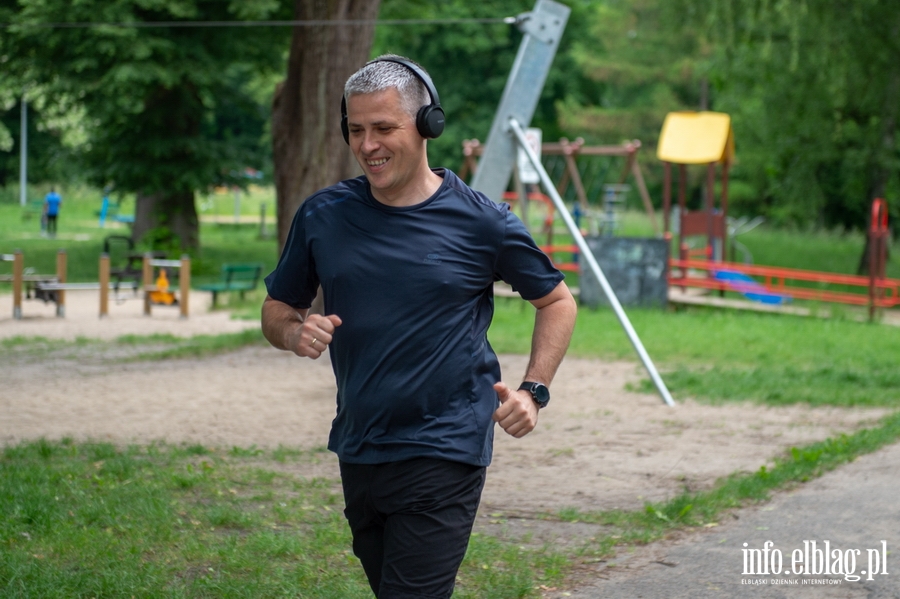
[
  {"xmin": 673, "ymin": 0, "xmax": 900, "ymax": 229},
  {"xmin": 561, "ymin": 0, "xmax": 708, "ymax": 147},
  {"xmin": 271, "ymin": 0, "xmax": 381, "ymax": 249},
  {"xmin": 0, "ymin": 0, "xmax": 290, "ymax": 249},
  {"xmin": 372, "ymin": 0, "xmax": 603, "ymax": 175}
]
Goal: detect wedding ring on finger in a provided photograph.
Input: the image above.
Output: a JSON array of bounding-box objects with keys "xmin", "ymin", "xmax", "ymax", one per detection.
[{"xmin": 310, "ymin": 337, "xmax": 318, "ymax": 347}]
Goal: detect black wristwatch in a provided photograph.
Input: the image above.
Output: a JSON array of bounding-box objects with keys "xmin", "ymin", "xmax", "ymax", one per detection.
[{"xmin": 518, "ymin": 381, "xmax": 550, "ymax": 409}]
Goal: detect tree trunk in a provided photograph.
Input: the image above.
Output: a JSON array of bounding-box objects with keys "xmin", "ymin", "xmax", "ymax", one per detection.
[
  {"xmin": 133, "ymin": 190, "xmax": 199, "ymax": 251},
  {"xmin": 271, "ymin": 0, "xmax": 381, "ymax": 253}
]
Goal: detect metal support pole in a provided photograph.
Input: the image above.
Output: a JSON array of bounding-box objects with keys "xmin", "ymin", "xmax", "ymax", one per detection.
[
  {"xmin": 471, "ymin": 0, "xmax": 570, "ymax": 201},
  {"xmin": 19, "ymin": 98, "xmax": 27, "ymax": 208},
  {"xmin": 509, "ymin": 118, "xmax": 676, "ymax": 407}
]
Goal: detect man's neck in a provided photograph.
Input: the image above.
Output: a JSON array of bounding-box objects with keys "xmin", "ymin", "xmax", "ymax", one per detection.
[{"xmin": 372, "ymin": 168, "xmax": 443, "ymax": 207}]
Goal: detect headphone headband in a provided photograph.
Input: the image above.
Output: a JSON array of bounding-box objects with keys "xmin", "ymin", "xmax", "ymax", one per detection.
[
  {"xmin": 370, "ymin": 57, "xmax": 441, "ymax": 109},
  {"xmin": 340, "ymin": 57, "xmax": 445, "ymax": 144}
]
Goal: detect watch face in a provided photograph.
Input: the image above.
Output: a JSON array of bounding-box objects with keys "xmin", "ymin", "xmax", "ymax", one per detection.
[
  {"xmin": 521, "ymin": 382, "xmax": 550, "ymax": 407},
  {"xmin": 532, "ymin": 383, "xmax": 550, "ymax": 406}
]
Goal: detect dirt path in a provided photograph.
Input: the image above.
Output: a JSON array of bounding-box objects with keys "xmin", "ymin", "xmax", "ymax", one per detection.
[{"xmin": 2, "ymin": 290, "xmax": 888, "ymax": 513}]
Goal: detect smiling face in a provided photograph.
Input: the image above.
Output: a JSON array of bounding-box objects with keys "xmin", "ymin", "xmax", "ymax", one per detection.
[{"xmin": 346, "ymin": 87, "xmax": 441, "ymax": 207}]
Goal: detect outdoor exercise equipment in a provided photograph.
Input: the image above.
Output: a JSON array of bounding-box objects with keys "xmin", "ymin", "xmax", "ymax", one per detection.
[
  {"xmin": 1, "ymin": 249, "xmax": 66, "ymax": 318},
  {"xmin": 148, "ymin": 268, "xmax": 177, "ymax": 306},
  {"xmin": 470, "ymin": 0, "xmax": 675, "ymax": 407},
  {"xmin": 1, "ymin": 249, "xmax": 190, "ymax": 318},
  {"xmin": 142, "ymin": 254, "xmax": 190, "ymax": 318},
  {"xmin": 1, "ymin": 250, "xmax": 135, "ymax": 318}
]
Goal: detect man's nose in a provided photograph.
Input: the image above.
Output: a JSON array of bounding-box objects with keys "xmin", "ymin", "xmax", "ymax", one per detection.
[{"xmin": 359, "ymin": 130, "xmax": 380, "ymax": 153}]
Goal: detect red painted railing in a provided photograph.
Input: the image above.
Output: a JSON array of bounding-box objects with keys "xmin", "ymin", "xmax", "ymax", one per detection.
[{"xmin": 669, "ymin": 259, "xmax": 900, "ymax": 308}]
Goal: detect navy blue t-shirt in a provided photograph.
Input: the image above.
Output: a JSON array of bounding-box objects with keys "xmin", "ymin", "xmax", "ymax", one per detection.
[{"xmin": 265, "ymin": 169, "xmax": 564, "ymax": 467}]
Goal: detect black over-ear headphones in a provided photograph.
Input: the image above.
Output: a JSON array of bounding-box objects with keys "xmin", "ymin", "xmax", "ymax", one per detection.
[{"xmin": 341, "ymin": 57, "xmax": 445, "ymax": 145}]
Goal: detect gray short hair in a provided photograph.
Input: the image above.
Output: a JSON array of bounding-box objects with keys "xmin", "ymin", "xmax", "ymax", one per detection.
[{"xmin": 344, "ymin": 54, "xmax": 431, "ymax": 120}]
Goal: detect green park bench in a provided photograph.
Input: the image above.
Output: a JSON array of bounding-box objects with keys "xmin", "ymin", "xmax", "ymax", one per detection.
[{"xmin": 196, "ymin": 263, "xmax": 264, "ymax": 307}]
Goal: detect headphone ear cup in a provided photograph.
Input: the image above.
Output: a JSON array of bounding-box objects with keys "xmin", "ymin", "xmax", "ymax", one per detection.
[
  {"xmin": 340, "ymin": 96, "xmax": 350, "ymax": 144},
  {"xmin": 416, "ymin": 105, "xmax": 445, "ymax": 139}
]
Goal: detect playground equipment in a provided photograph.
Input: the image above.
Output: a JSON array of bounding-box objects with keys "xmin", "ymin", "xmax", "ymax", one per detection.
[
  {"xmin": 462, "ymin": 137, "xmax": 659, "ymax": 236},
  {"xmin": 464, "ymin": 137, "xmax": 657, "ymax": 276},
  {"xmin": 1, "ymin": 250, "xmax": 190, "ymax": 319},
  {"xmin": 148, "ymin": 268, "xmax": 178, "ymax": 306},
  {"xmin": 657, "ymin": 111, "xmax": 734, "ymax": 262},
  {"xmin": 1, "ymin": 249, "xmax": 137, "ymax": 318},
  {"xmin": 142, "ymin": 255, "xmax": 190, "ymax": 318},
  {"xmin": 658, "ymin": 111, "xmax": 898, "ymax": 319},
  {"xmin": 668, "ymin": 198, "xmax": 899, "ymax": 319}
]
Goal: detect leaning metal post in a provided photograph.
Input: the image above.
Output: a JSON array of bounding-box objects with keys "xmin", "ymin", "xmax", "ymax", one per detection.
[
  {"xmin": 508, "ymin": 118, "xmax": 676, "ymax": 407},
  {"xmin": 471, "ymin": 0, "xmax": 570, "ymax": 202}
]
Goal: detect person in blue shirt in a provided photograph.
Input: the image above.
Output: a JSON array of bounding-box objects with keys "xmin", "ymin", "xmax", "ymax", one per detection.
[
  {"xmin": 44, "ymin": 188, "xmax": 62, "ymax": 237},
  {"xmin": 262, "ymin": 55, "xmax": 577, "ymax": 599}
]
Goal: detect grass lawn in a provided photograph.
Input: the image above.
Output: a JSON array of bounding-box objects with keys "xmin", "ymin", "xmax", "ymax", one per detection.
[{"xmin": 0, "ymin": 184, "xmax": 280, "ymax": 285}]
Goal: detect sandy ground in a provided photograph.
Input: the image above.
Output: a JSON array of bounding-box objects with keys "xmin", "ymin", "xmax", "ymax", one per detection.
[{"xmin": 1, "ymin": 289, "xmax": 890, "ymax": 523}]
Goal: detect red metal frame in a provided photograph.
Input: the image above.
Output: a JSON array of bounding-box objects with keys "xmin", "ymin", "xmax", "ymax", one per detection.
[
  {"xmin": 669, "ymin": 198, "xmax": 897, "ymax": 313},
  {"xmin": 669, "ymin": 258, "xmax": 900, "ymax": 308},
  {"xmin": 503, "ymin": 191, "xmax": 582, "ymax": 272}
]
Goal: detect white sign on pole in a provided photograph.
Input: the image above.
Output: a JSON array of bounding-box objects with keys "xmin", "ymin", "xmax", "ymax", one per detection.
[{"xmin": 516, "ymin": 127, "xmax": 542, "ymax": 184}]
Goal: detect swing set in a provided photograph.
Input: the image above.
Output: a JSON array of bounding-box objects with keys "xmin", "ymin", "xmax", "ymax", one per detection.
[{"xmin": 461, "ymin": 136, "xmax": 660, "ymax": 272}]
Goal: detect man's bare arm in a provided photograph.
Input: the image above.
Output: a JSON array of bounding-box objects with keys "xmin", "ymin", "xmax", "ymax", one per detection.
[
  {"xmin": 523, "ymin": 280, "xmax": 577, "ymax": 385},
  {"xmin": 493, "ymin": 280, "xmax": 577, "ymax": 437},
  {"xmin": 261, "ymin": 295, "xmax": 341, "ymax": 359}
]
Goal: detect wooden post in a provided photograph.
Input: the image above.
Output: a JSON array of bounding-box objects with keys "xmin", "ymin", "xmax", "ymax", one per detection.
[
  {"xmin": 55, "ymin": 249, "xmax": 67, "ymax": 317},
  {"xmin": 721, "ymin": 159, "xmax": 730, "ymax": 259},
  {"xmin": 558, "ymin": 138, "xmax": 589, "ymax": 212},
  {"xmin": 868, "ymin": 198, "xmax": 889, "ymax": 321},
  {"xmin": 706, "ymin": 162, "xmax": 716, "ymax": 261},
  {"xmin": 99, "ymin": 253, "xmax": 110, "ymax": 318},
  {"xmin": 678, "ymin": 163, "xmax": 687, "ymax": 256},
  {"xmin": 630, "ymin": 153, "xmax": 659, "ymax": 236},
  {"xmin": 663, "ymin": 162, "xmax": 672, "ymax": 236},
  {"xmin": 143, "ymin": 253, "xmax": 153, "ymax": 316},
  {"xmin": 12, "ymin": 250, "xmax": 23, "ymax": 319},
  {"xmin": 179, "ymin": 254, "xmax": 190, "ymax": 319}
]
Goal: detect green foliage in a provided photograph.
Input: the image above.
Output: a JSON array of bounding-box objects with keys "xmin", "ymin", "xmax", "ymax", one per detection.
[
  {"xmin": 563, "ymin": 0, "xmax": 708, "ymax": 146},
  {"xmin": 2, "ymin": 0, "xmax": 289, "ymax": 193},
  {"xmin": 674, "ymin": 0, "xmax": 900, "ymax": 229},
  {"xmin": 374, "ymin": 0, "xmax": 603, "ymax": 173},
  {"xmin": 0, "ymin": 0, "xmax": 290, "ymax": 251},
  {"xmin": 0, "ymin": 99, "xmax": 81, "ymax": 189}
]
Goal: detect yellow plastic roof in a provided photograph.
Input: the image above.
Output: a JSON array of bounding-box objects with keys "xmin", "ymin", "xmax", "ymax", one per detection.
[{"xmin": 656, "ymin": 111, "xmax": 734, "ymax": 164}]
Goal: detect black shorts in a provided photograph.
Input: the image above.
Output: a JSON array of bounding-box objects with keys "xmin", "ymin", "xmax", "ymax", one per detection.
[{"xmin": 339, "ymin": 457, "xmax": 487, "ymax": 599}]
